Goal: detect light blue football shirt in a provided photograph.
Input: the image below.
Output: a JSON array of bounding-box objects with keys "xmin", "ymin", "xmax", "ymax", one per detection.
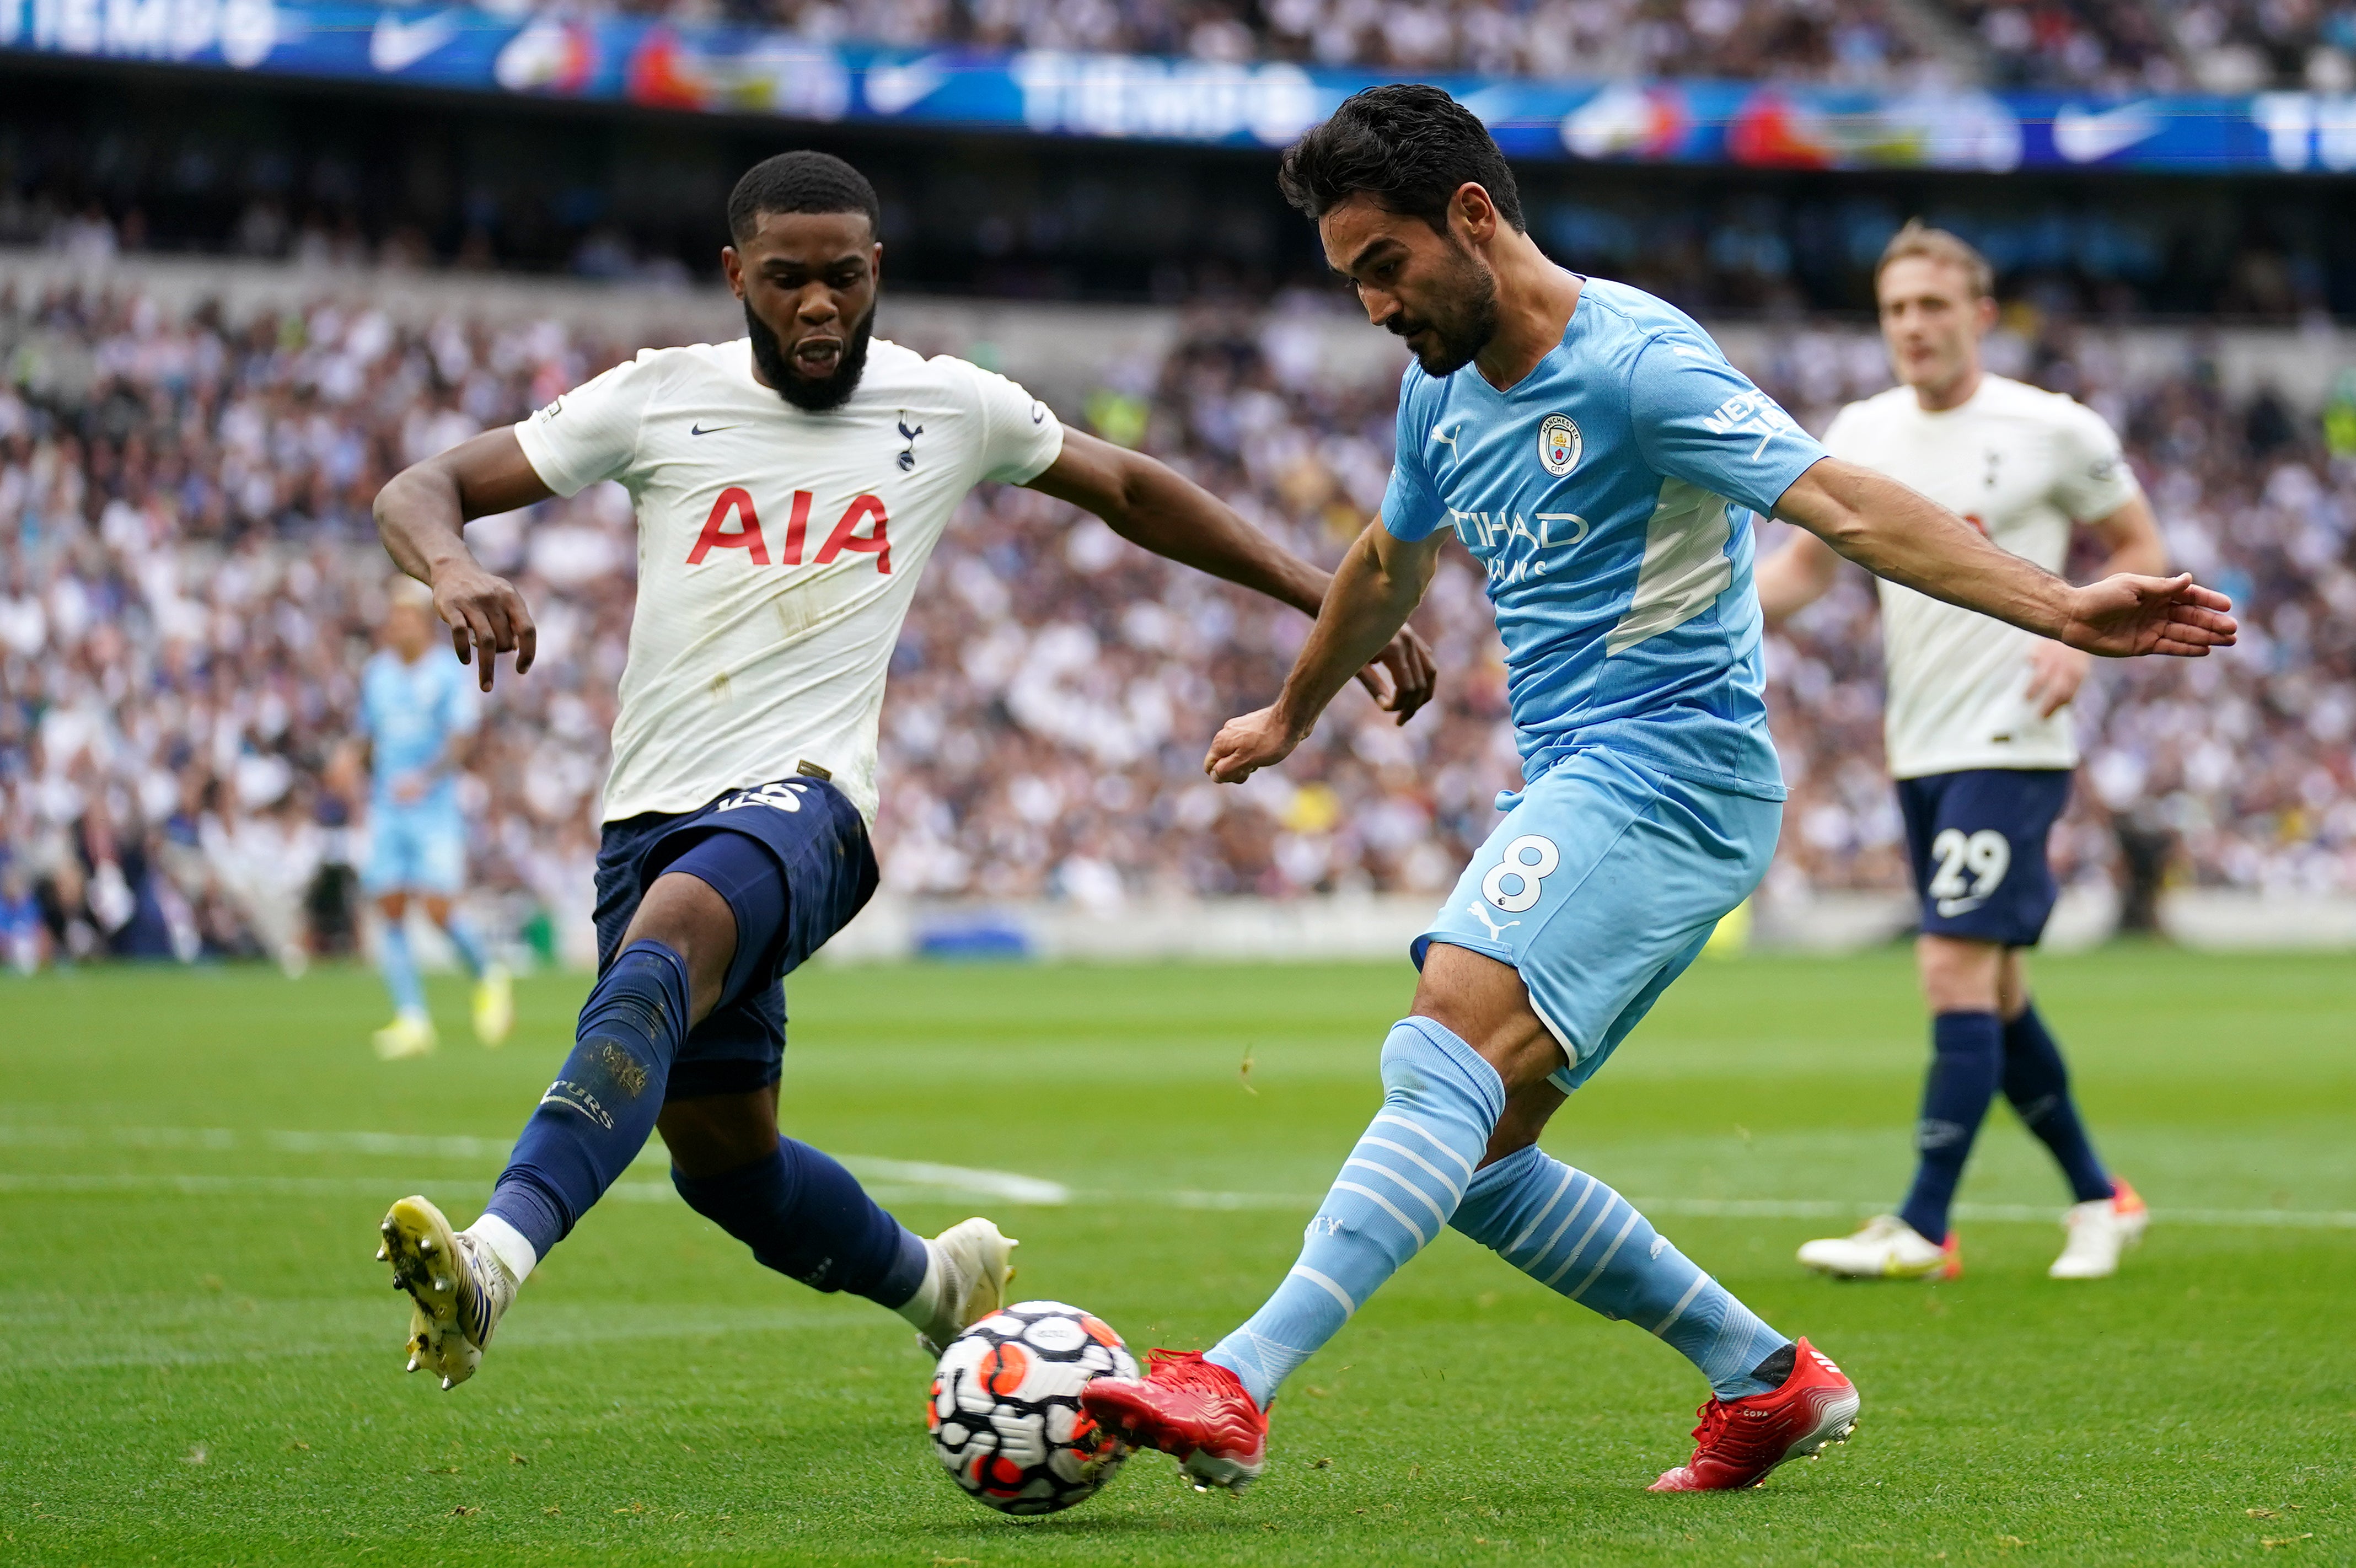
[
  {"xmin": 359, "ymin": 648, "xmax": 480, "ymax": 812},
  {"xmin": 1381, "ymin": 276, "xmax": 1827, "ymax": 801}
]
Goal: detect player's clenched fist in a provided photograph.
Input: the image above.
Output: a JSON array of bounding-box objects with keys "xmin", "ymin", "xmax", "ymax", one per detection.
[
  {"xmin": 1205, "ymin": 706, "xmax": 1303, "ymax": 785},
  {"xmin": 431, "ymin": 562, "xmax": 539, "ymax": 692}
]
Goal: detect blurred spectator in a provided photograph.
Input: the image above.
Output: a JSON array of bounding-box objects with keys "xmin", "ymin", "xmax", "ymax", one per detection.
[{"xmin": 1, "ymin": 279, "xmax": 2351, "ymax": 975}]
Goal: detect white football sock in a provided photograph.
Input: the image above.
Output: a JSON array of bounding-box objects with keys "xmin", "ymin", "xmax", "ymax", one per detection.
[
  {"xmin": 892, "ymin": 1239, "xmax": 948, "ymax": 1330},
  {"xmin": 465, "ymin": 1213, "xmax": 538, "ymax": 1285}
]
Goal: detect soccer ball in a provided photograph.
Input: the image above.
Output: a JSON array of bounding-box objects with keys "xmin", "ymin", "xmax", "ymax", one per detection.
[{"xmin": 927, "ymin": 1300, "xmax": 1138, "ymax": 1515}]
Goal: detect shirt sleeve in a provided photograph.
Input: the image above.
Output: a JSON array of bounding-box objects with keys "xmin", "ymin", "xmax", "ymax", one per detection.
[
  {"xmin": 1378, "ymin": 373, "xmax": 1446, "ymax": 541},
  {"xmin": 512, "ymin": 349, "xmax": 666, "ymax": 498},
  {"xmin": 957, "ymin": 359, "xmax": 1065, "ymax": 485},
  {"xmin": 1627, "ymin": 335, "xmax": 1827, "ymax": 518},
  {"xmin": 2048, "ymin": 398, "xmax": 2141, "ymax": 523}
]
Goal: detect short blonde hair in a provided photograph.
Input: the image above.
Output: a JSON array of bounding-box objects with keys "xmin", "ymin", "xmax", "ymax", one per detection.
[{"xmin": 1874, "ymin": 219, "xmax": 1993, "ymax": 300}]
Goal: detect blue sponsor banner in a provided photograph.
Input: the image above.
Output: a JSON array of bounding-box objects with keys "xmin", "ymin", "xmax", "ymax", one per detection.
[{"xmin": 6, "ymin": 0, "xmax": 2356, "ymax": 174}]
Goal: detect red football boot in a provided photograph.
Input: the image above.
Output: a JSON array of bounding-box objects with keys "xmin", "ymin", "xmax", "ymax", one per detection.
[
  {"xmin": 1649, "ymin": 1337, "xmax": 1860, "ymax": 1492},
  {"xmin": 1079, "ymin": 1349, "xmax": 1268, "ymax": 1491}
]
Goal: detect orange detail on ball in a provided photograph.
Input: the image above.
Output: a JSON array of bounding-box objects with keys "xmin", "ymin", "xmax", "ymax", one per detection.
[
  {"xmin": 1080, "ymin": 1315, "xmax": 1120, "ymax": 1347},
  {"xmin": 980, "ymin": 1342, "xmax": 1032, "ymax": 1396}
]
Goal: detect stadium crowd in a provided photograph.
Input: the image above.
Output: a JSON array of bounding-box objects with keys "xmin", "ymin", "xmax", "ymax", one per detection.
[
  {"xmin": 1, "ymin": 278, "xmax": 2350, "ymax": 968},
  {"xmin": 447, "ymin": 0, "xmax": 2271, "ymax": 92}
]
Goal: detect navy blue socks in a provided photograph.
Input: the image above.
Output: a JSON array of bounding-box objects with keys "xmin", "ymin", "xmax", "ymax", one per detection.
[
  {"xmin": 672, "ymin": 1142, "xmax": 930, "ymax": 1308},
  {"xmin": 1897, "ymin": 1010, "xmax": 2003, "ymax": 1244},
  {"xmin": 484, "ymin": 939, "xmax": 690, "ymax": 1259},
  {"xmin": 2003, "ymin": 1002, "xmax": 2114, "ymax": 1204}
]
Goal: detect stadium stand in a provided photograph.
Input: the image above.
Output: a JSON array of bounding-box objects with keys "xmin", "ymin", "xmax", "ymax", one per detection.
[{"xmin": 1, "ymin": 273, "xmax": 2350, "ymax": 969}]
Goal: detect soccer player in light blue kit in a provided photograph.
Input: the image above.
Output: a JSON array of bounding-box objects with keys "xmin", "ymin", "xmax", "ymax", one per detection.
[
  {"xmin": 1085, "ymin": 85, "xmax": 2236, "ymax": 1494},
  {"xmin": 358, "ymin": 579, "xmax": 512, "ymax": 1060}
]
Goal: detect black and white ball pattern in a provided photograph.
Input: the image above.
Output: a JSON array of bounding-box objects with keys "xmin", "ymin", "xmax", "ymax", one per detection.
[{"xmin": 927, "ymin": 1300, "xmax": 1139, "ymax": 1515}]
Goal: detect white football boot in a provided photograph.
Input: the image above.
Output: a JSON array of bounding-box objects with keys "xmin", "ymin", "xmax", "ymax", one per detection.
[
  {"xmin": 378, "ymin": 1195, "xmax": 517, "ymax": 1389},
  {"xmin": 1797, "ymin": 1214, "xmax": 1962, "ymax": 1280},
  {"xmin": 371, "ymin": 1010, "xmax": 436, "ymax": 1061},
  {"xmin": 914, "ymin": 1217, "xmax": 1018, "ymax": 1358},
  {"xmin": 471, "ymin": 963, "xmax": 515, "ymax": 1048},
  {"xmin": 2049, "ymin": 1178, "xmax": 2148, "ymax": 1280}
]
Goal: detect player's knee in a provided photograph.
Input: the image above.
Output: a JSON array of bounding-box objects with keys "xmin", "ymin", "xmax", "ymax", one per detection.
[
  {"xmin": 1917, "ymin": 935, "xmax": 2001, "ymax": 1013},
  {"xmin": 657, "ymin": 1089, "xmax": 780, "ymax": 1179}
]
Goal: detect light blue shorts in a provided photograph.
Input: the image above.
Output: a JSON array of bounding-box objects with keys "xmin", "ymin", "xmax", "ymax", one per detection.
[
  {"xmin": 364, "ymin": 803, "xmax": 469, "ymax": 895},
  {"xmin": 1413, "ymin": 748, "xmax": 1781, "ymax": 1096}
]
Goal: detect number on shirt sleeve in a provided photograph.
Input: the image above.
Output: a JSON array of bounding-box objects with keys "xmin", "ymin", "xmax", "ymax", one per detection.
[
  {"xmin": 1626, "ymin": 337, "xmax": 1828, "ymax": 519},
  {"xmin": 512, "ymin": 349, "xmax": 666, "ymax": 499},
  {"xmin": 1378, "ymin": 373, "xmax": 1445, "ymax": 542}
]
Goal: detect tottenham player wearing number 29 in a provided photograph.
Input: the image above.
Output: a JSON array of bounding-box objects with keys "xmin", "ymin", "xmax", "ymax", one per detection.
[
  {"xmin": 1081, "ymin": 88, "xmax": 2235, "ymax": 1496},
  {"xmin": 363, "ymin": 151, "xmax": 1437, "ymax": 1393},
  {"xmin": 1759, "ymin": 224, "xmax": 2171, "ymax": 1285}
]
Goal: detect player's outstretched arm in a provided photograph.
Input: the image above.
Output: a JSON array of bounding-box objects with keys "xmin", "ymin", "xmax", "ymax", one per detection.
[
  {"xmin": 374, "ymin": 428, "xmax": 554, "ymax": 691},
  {"xmin": 1772, "ymin": 458, "xmax": 2236, "ymax": 659},
  {"xmin": 1205, "ymin": 522, "xmax": 1446, "ymax": 783},
  {"xmin": 1026, "ymin": 430, "xmax": 1436, "ymax": 724}
]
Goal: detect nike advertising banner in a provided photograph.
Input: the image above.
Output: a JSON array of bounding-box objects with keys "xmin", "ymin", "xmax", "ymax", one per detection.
[{"xmin": 7, "ymin": 0, "xmax": 2356, "ymax": 174}]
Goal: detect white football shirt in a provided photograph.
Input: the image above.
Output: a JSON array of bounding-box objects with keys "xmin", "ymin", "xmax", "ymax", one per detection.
[
  {"xmin": 513, "ymin": 336, "xmax": 1064, "ymax": 824},
  {"xmin": 1821, "ymin": 374, "xmax": 2140, "ymax": 778}
]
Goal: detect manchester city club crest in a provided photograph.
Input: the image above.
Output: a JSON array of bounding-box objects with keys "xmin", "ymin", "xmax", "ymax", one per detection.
[{"xmin": 1538, "ymin": 413, "xmax": 1581, "ymax": 476}]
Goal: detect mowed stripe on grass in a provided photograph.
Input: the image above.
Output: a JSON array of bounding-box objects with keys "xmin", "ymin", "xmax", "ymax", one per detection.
[{"xmin": 2, "ymin": 948, "xmax": 2350, "ymax": 1566}]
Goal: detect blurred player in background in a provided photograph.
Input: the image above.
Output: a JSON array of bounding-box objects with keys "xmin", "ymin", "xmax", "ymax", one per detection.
[
  {"xmin": 356, "ymin": 578, "xmax": 513, "ymax": 1060},
  {"xmin": 366, "ymin": 151, "xmax": 1434, "ymax": 1394},
  {"xmin": 1757, "ymin": 223, "xmax": 2163, "ymax": 1282},
  {"xmin": 1084, "ymin": 88, "xmax": 2233, "ymax": 1495}
]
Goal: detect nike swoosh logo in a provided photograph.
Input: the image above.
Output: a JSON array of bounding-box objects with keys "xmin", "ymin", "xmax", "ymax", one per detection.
[
  {"xmin": 865, "ymin": 55, "xmax": 948, "ymax": 115},
  {"xmin": 2052, "ymin": 101, "xmax": 2159, "ymax": 164},
  {"xmin": 371, "ymin": 10, "xmax": 458, "ymax": 73},
  {"xmin": 690, "ymin": 423, "xmax": 739, "ymax": 436}
]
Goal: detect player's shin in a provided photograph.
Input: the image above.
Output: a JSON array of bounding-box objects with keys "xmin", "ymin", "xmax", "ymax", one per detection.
[
  {"xmin": 474, "ymin": 939, "xmax": 693, "ymax": 1270},
  {"xmin": 1897, "ymin": 1011, "xmax": 2004, "ymax": 1244},
  {"xmin": 670, "ymin": 1140, "xmax": 930, "ymax": 1309},
  {"xmin": 1451, "ymin": 1146, "xmax": 1792, "ymax": 1399},
  {"xmin": 2001, "ymin": 1002, "xmax": 2112, "ymax": 1204},
  {"xmin": 1206, "ymin": 1018, "xmax": 1504, "ymax": 1409},
  {"xmin": 378, "ymin": 920, "xmax": 426, "ymax": 1018}
]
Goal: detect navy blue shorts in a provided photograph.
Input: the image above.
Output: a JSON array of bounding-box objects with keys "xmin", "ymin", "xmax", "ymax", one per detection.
[
  {"xmin": 594, "ymin": 776, "xmax": 878, "ymax": 1101},
  {"xmin": 1896, "ymin": 768, "xmax": 2071, "ymax": 948}
]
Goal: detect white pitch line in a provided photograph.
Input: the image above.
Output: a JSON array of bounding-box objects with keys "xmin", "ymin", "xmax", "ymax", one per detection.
[
  {"xmin": 2, "ymin": 1167, "xmax": 2353, "ymax": 1230},
  {"xmin": 1, "ymin": 1124, "xmax": 2349, "ymax": 1228}
]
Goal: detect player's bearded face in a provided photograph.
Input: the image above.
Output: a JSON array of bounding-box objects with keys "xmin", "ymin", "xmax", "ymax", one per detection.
[
  {"xmin": 747, "ymin": 297, "xmax": 876, "ymax": 413},
  {"xmin": 1386, "ymin": 238, "xmax": 1499, "ymax": 378}
]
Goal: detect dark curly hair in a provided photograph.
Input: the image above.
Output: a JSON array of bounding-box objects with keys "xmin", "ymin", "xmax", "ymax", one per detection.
[
  {"xmin": 727, "ymin": 151, "xmax": 881, "ymax": 243},
  {"xmin": 1278, "ymin": 84, "xmax": 1525, "ymax": 237}
]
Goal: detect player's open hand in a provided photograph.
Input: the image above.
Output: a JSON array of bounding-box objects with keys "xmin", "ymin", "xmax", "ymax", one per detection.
[
  {"xmin": 433, "ymin": 562, "xmax": 538, "ymax": 691},
  {"xmin": 1355, "ymin": 624, "xmax": 1437, "ymax": 726},
  {"xmin": 2024, "ymin": 639, "xmax": 2091, "ymax": 718},
  {"xmin": 2059, "ymin": 573, "xmax": 2236, "ymax": 659},
  {"xmin": 1206, "ymin": 706, "xmax": 1305, "ymax": 785}
]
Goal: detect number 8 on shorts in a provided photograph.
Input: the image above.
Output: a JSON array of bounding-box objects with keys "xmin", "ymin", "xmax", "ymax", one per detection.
[{"xmin": 1482, "ymin": 835, "xmax": 1560, "ymax": 914}]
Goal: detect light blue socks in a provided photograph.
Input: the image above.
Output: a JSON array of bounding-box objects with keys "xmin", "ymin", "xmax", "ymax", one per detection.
[
  {"xmin": 443, "ymin": 915, "xmax": 490, "ymax": 980},
  {"xmin": 1205, "ymin": 1016, "xmax": 1793, "ymax": 1410},
  {"xmin": 1451, "ymin": 1144, "xmax": 1790, "ymax": 1399},
  {"xmin": 378, "ymin": 921, "xmax": 426, "ymax": 1016},
  {"xmin": 1207, "ymin": 1017, "xmax": 1504, "ymax": 1409}
]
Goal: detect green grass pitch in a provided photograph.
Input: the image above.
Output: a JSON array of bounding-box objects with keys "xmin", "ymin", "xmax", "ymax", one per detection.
[{"xmin": 3, "ymin": 947, "xmax": 2350, "ymax": 1565}]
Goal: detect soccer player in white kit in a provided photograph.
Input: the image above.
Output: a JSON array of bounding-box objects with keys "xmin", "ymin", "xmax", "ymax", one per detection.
[
  {"xmin": 363, "ymin": 152, "xmax": 1436, "ymax": 1390},
  {"xmin": 1757, "ymin": 222, "xmax": 2167, "ymax": 1282}
]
